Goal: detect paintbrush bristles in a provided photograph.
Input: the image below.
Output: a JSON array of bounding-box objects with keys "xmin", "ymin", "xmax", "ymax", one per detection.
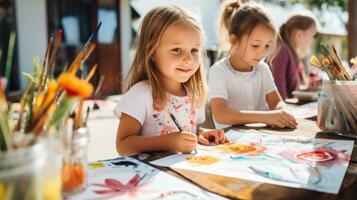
[
  {"xmin": 310, "ymin": 43, "xmax": 352, "ymax": 81},
  {"xmin": 85, "ymin": 63, "xmax": 98, "ymax": 82},
  {"xmin": 48, "ymin": 30, "xmax": 63, "ymax": 78},
  {"xmin": 67, "ymin": 22, "xmax": 101, "ymax": 75},
  {"xmin": 38, "ymin": 36, "xmax": 53, "ymax": 93}
]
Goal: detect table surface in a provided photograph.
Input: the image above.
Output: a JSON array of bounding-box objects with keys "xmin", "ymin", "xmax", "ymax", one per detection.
[
  {"xmin": 135, "ymin": 116, "xmax": 357, "ymax": 200},
  {"xmin": 85, "ymin": 98, "xmax": 357, "ymax": 200}
]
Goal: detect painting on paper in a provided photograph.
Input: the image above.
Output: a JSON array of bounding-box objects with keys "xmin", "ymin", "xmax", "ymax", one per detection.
[
  {"xmin": 151, "ymin": 130, "xmax": 353, "ymax": 194},
  {"xmin": 68, "ymin": 157, "xmax": 226, "ymax": 199}
]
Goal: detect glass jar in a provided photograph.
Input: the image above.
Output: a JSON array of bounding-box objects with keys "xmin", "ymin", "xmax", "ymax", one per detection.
[
  {"xmin": 317, "ymin": 80, "xmax": 357, "ymax": 133},
  {"xmin": 0, "ymin": 137, "xmax": 62, "ymax": 200},
  {"xmin": 62, "ymin": 127, "xmax": 89, "ymax": 196}
]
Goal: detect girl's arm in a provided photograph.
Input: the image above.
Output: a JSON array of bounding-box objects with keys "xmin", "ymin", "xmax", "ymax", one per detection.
[
  {"xmin": 211, "ymin": 98, "xmax": 273, "ymax": 125},
  {"xmin": 116, "ymin": 113, "xmax": 197, "ymax": 156},
  {"xmin": 266, "ymin": 90, "xmax": 286, "ymax": 110},
  {"xmin": 211, "ymin": 97, "xmax": 297, "ymax": 128}
]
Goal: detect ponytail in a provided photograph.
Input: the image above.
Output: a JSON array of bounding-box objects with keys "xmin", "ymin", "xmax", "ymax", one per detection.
[
  {"xmin": 218, "ymin": 0, "xmax": 241, "ymax": 55},
  {"xmin": 279, "ymin": 14, "xmax": 317, "ymax": 60}
]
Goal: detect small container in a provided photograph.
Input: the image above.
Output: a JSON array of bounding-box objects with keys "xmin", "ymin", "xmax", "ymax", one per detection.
[
  {"xmin": 0, "ymin": 137, "xmax": 62, "ymax": 200},
  {"xmin": 62, "ymin": 127, "xmax": 89, "ymax": 195},
  {"xmin": 317, "ymin": 80, "xmax": 357, "ymax": 134}
]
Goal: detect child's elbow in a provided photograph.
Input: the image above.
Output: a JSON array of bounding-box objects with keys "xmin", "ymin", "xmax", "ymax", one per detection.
[
  {"xmin": 116, "ymin": 145, "xmax": 125, "ymax": 156},
  {"xmin": 116, "ymin": 140, "xmax": 127, "ymax": 156},
  {"xmin": 116, "ymin": 140, "xmax": 135, "ymax": 157},
  {"xmin": 212, "ymin": 112, "xmax": 227, "ymax": 124}
]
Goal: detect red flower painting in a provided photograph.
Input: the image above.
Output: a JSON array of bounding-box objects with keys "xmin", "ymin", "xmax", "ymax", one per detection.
[{"xmin": 280, "ymin": 147, "xmax": 351, "ymax": 167}]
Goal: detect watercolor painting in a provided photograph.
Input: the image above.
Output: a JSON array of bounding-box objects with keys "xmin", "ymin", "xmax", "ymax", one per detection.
[
  {"xmin": 151, "ymin": 130, "xmax": 354, "ymax": 194},
  {"xmin": 67, "ymin": 157, "xmax": 226, "ymax": 199}
]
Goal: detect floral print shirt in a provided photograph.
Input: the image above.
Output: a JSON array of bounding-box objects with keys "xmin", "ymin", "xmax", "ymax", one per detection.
[{"xmin": 114, "ymin": 81, "xmax": 205, "ymax": 136}]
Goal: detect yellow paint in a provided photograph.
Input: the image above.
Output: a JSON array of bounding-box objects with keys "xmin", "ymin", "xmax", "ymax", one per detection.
[
  {"xmin": 186, "ymin": 155, "xmax": 221, "ymax": 166},
  {"xmin": 89, "ymin": 162, "xmax": 105, "ymax": 169}
]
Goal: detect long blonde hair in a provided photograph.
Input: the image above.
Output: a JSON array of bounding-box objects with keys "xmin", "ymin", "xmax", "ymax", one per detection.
[{"xmin": 123, "ymin": 6, "xmax": 207, "ymax": 108}]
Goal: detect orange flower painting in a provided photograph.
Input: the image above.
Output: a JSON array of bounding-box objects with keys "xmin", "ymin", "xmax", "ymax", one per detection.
[{"xmin": 215, "ymin": 143, "xmax": 266, "ymax": 156}]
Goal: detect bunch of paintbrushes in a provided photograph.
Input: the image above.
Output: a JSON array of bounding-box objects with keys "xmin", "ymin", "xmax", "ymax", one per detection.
[
  {"xmin": 311, "ymin": 44, "xmax": 357, "ymax": 134},
  {"xmin": 310, "ymin": 44, "xmax": 352, "ymax": 81},
  {"xmin": 0, "ymin": 22, "xmax": 103, "ymax": 151}
]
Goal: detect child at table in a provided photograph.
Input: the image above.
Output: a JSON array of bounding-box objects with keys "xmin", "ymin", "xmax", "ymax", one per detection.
[
  {"xmin": 209, "ymin": 1, "xmax": 297, "ymax": 129},
  {"xmin": 114, "ymin": 6, "xmax": 228, "ymax": 156},
  {"xmin": 271, "ymin": 13, "xmax": 318, "ymax": 99}
]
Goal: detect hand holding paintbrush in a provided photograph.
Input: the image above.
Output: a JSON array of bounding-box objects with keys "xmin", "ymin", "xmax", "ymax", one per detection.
[
  {"xmin": 168, "ymin": 112, "xmax": 198, "ymax": 154},
  {"xmin": 168, "ymin": 112, "xmax": 228, "ymax": 153}
]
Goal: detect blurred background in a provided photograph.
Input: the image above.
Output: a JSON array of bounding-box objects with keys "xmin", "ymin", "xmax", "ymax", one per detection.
[{"xmin": 0, "ymin": 0, "xmax": 355, "ymax": 97}]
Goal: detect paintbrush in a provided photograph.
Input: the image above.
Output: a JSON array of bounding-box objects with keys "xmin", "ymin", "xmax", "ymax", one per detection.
[
  {"xmin": 169, "ymin": 112, "xmax": 197, "ymax": 154},
  {"xmin": 84, "ymin": 107, "xmax": 91, "ymax": 127},
  {"xmin": 93, "ymin": 75, "xmax": 104, "ymax": 99},
  {"xmin": 42, "ymin": 35, "xmax": 54, "ymax": 91},
  {"xmin": 68, "ymin": 22, "xmax": 101, "ymax": 74},
  {"xmin": 169, "ymin": 113, "xmax": 183, "ymax": 132},
  {"xmin": 85, "ymin": 63, "xmax": 98, "ymax": 82},
  {"xmin": 4, "ymin": 31, "xmax": 16, "ymax": 82},
  {"xmin": 48, "ymin": 29, "xmax": 63, "ymax": 78},
  {"xmin": 38, "ymin": 35, "xmax": 53, "ymax": 93}
]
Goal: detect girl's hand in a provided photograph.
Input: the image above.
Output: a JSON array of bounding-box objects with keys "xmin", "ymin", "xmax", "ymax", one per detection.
[
  {"xmin": 165, "ymin": 131, "xmax": 197, "ymax": 153},
  {"xmin": 308, "ymin": 72, "xmax": 321, "ymax": 91},
  {"xmin": 198, "ymin": 129, "xmax": 229, "ymax": 145},
  {"xmin": 266, "ymin": 110, "xmax": 297, "ymax": 128}
]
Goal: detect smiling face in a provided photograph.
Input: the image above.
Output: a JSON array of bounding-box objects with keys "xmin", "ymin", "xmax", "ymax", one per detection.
[
  {"xmin": 152, "ymin": 22, "xmax": 202, "ymax": 90},
  {"xmin": 229, "ymin": 23, "xmax": 275, "ymax": 69}
]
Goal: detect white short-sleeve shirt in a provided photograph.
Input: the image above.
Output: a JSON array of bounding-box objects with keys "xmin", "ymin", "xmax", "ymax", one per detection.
[
  {"xmin": 208, "ymin": 57, "xmax": 277, "ymax": 129},
  {"xmin": 114, "ymin": 81, "xmax": 205, "ymax": 136}
]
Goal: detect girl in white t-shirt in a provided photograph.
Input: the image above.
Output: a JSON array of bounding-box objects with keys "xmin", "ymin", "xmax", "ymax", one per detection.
[
  {"xmin": 209, "ymin": 1, "xmax": 297, "ymax": 129},
  {"xmin": 115, "ymin": 6, "xmax": 228, "ymax": 156}
]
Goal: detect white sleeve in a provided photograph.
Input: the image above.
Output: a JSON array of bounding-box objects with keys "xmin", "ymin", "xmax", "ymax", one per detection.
[
  {"xmin": 113, "ymin": 83, "xmax": 150, "ymax": 125},
  {"xmin": 261, "ymin": 62, "xmax": 277, "ymax": 94},
  {"xmin": 208, "ymin": 64, "xmax": 228, "ymax": 100},
  {"xmin": 196, "ymin": 105, "xmax": 205, "ymax": 124}
]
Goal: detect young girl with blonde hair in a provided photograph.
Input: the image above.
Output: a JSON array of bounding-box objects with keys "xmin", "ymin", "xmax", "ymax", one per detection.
[
  {"xmin": 209, "ymin": 1, "xmax": 297, "ymax": 129},
  {"xmin": 115, "ymin": 6, "xmax": 227, "ymax": 156}
]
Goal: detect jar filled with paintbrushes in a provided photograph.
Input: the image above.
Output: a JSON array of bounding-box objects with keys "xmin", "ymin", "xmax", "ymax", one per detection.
[
  {"xmin": 1, "ymin": 24, "xmax": 102, "ymax": 198},
  {"xmin": 0, "ymin": 138, "xmax": 62, "ymax": 200},
  {"xmin": 61, "ymin": 118, "xmax": 90, "ymax": 195},
  {"xmin": 60, "ymin": 61, "xmax": 97, "ymax": 195},
  {"xmin": 317, "ymin": 80, "xmax": 357, "ymax": 133},
  {"xmin": 310, "ymin": 44, "xmax": 357, "ymax": 135},
  {"xmin": 57, "ymin": 27, "xmax": 102, "ymax": 195}
]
